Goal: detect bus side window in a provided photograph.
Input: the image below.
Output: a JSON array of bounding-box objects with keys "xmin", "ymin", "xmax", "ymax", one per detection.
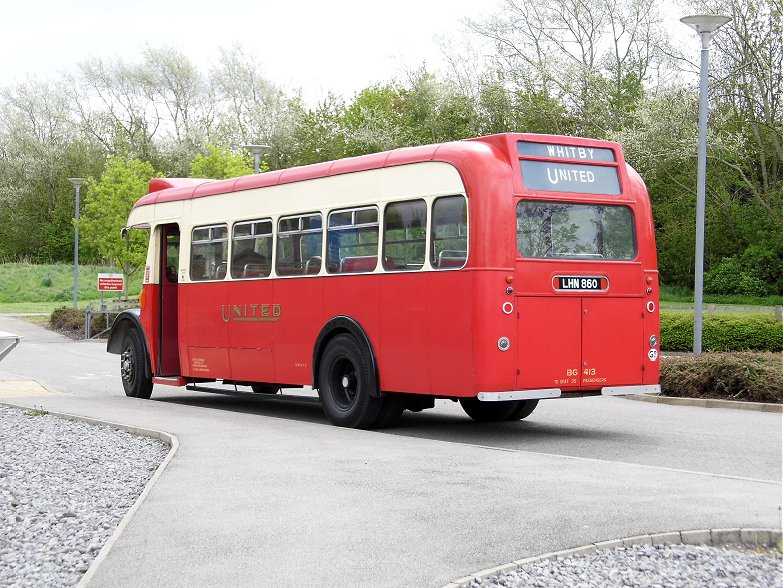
[
  {"xmin": 383, "ymin": 200, "xmax": 427, "ymax": 271},
  {"xmin": 276, "ymin": 213, "xmax": 323, "ymax": 276},
  {"xmin": 191, "ymin": 224, "xmax": 228, "ymax": 281},
  {"xmin": 431, "ymin": 196, "xmax": 467, "ymax": 269},
  {"xmin": 327, "ymin": 206, "xmax": 379, "ymax": 274},
  {"xmin": 231, "ymin": 219, "xmax": 273, "ymax": 279}
]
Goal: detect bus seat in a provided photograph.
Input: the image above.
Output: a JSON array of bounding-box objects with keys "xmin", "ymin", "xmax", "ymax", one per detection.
[
  {"xmin": 242, "ymin": 263, "xmax": 267, "ymax": 278},
  {"xmin": 382, "ymin": 256, "xmax": 396, "ymax": 270},
  {"xmin": 305, "ymin": 256, "xmax": 322, "ymax": 275},
  {"xmin": 214, "ymin": 262, "xmax": 227, "ymax": 279},
  {"xmin": 340, "ymin": 256, "xmax": 378, "ymax": 273},
  {"xmin": 437, "ymin": 250, "xmax": 467, "ymax": 268}
]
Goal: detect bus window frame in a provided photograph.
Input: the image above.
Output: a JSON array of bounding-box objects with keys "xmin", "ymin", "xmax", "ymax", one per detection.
[
  {"xmin": 382, "ymin": 199, "xmax": 428, "ymax": 272},
  {"xmin": 430, "ymin": 195, "xmax": 468, "ymax": 271},
  {"xmin": 326, "ymin": 205, "xmax": 380, "ymax": 274},
  {"xmin": 276, "ymin": 212, "xmax": 324, "ymax": 277},
  {"xmin": 231, "ymin": 218, "xmax": 273, "ymax": 279},
  {"xmin": 190, "ymin": 223, "xmax": 229, "ymax": 281}
]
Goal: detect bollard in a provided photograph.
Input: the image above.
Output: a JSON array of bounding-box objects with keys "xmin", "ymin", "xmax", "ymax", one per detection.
[
  {"xmin": 85, "ymin": 306, "xmax": 91, "ymax": 340},
  {"xmin": 776, "ymin": 305, "xmax": 782, "ymax": 323}
]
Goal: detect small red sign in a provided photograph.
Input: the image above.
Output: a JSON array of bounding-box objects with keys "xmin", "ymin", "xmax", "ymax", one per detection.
[{"xmin": 98, "ymin": 273, "xmax": 124, "ymax": 291}]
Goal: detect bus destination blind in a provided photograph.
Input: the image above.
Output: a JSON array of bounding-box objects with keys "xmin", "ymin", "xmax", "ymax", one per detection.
[{"xmin": 520, "ymin": 160, "xmax": 621, "ymax": 195}]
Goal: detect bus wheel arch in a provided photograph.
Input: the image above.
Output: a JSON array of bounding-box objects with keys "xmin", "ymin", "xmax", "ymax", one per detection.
[
  {"xmin": 107, "ymin": 311, "xmax": 152, "ymax": 382},
  {"xmin": 312, "ymin": 317, "xmax": 380, "ymax": 398}
]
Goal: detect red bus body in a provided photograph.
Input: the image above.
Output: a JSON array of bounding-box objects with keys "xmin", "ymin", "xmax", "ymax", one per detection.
[{"xmin": 115, "ymin": 133, "xmax": 660, "ymax": 414}]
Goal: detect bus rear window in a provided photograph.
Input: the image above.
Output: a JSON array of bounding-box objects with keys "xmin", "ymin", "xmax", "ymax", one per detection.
[{"xmin": 517, "ymin": 201, "xmax": 636, "ymax": 260}]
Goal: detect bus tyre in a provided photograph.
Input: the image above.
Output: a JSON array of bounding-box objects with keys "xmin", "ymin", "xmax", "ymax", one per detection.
[
  {"xmin": 506, "ymin": 399, "xmax": 538, "ymax": 421},
  {"xmin": 459, "ymin": 398, "xmax": 518, "ymax": 422},
  {"xmin": 318, "ymin": 334, "xmax": 382, "ymax": 428},
  {"xmin": 372, "ymin": 393, "xmax": 407, "ymax": 429},
  {"xmin": 120, "ymin": 328, "xmax": 153, "ymax": 399},
  {"xmin": 251, "ymin": 383, "xmax": 281, "ymax": 394}
]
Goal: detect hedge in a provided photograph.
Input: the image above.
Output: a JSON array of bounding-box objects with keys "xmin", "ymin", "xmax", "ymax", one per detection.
[
  {"xmin": 660, "ymin": 352, "xmax": 783, "ymax": 403},
  {"xmin": 660, "ymin": 311, "xmax": 783, "ymax": 352}
]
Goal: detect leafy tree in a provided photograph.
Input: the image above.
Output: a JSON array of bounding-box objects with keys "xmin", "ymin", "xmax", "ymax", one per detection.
[
  {"xmin": 79, "ymin": 158, "xmax": 154, "ymax": 295},
  {"xmin": 189, "ymin": 144, "xmax": 254, "ymax": 179}
]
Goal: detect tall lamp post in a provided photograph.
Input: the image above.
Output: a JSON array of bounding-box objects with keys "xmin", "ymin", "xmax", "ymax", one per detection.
[
  {"xmin": 680, "ymin": 14, "xmax": 731, "ymax": 357},
  {"xmin": 243, "ymin": 144, "xmax": 271, "ymax": 174},
  {"xmin": 68, "ymin": 178, "xmax": 85, "ymax": 309}
]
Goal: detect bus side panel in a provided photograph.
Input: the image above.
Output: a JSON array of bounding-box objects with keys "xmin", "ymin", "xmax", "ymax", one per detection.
[
  {"xmin": 141, "ymin": 283, "xmax": 160, "ymax": 375},
  {"xmin": 226, "ymin": 279, "xmax": 278, "ymax": 384},
  {"xmin": 471, "ymin": 270, "xmax": 519, "ymax": 395},
  {"xmin": 321, "ymin": 274, "xmax": 380, "ymax": 381},
  {"xmin": 273, "ymin": 278, "xmax": 324, "ymax": 385},
  {"xmin": 377, "ymin": 274, "xmax": 430, "ymax": 394},
  {"xmin": 180, "ymin": 283, "xmax": 230, "ymax": 378},
  {"xmin": 426, "ymin": 272, "xmax": 474, "ymax": 396}
]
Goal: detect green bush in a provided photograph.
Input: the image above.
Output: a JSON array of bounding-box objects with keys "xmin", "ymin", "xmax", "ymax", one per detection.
[
  {"xmin": 660, "ymin": 353, "xmax": 783, "ymax": 403},
  {"xmin": 660, "ymin": 311, "xmax": 783, "ymax": 352},
  {"xmin": 50, "ymin": 306, "xmax": 110, "ymax": 337},
  {"xmin": 704, "ymin": 257, "xmax": 772, "ymax": 296}
]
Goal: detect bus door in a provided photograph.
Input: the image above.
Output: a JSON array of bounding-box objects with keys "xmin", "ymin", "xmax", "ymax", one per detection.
[
  {"xmin": 515, "ymin": 200, "xmax": 643, "ymax": 390},
  {"xmin": 158, "ymin": 224, "xmax": 181, "ymax": 376}
]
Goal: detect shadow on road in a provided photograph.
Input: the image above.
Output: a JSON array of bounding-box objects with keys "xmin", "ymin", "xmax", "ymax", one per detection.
[{"xmin": 152, "ymin": 390, "xmax": 630, "ymax": 450}]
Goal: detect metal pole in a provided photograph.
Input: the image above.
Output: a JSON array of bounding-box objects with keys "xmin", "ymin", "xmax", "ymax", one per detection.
[
  {"xmin": 693, "ymin": 32, "xmax": 711, "ymax": 357},
  {"xmin": 253, "ymin": 153, "xmax": 261, "ymax": 174},
  {"xmin": 73, "ymin": 183, "xmax": 81, "ymax": 309}
]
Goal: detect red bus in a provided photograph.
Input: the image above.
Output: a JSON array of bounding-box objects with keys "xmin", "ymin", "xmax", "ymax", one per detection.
[{"xmin": 107, "ymin": 133, "xmax": 660, "ymax": 428}]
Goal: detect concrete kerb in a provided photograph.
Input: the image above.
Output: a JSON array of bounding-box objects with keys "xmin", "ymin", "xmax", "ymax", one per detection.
[
  {"xmin": 441, "ymin": 528, "xmax": 783, "ymax": 588},
  {"xmin": 0, "ymin": 401, "xmax": 178, "ymax": 588},
  {"xmin": 623, "ymin": 394, "xmax": 783, "ymax": 413}
]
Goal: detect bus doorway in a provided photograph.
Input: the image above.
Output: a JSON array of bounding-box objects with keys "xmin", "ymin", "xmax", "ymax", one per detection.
[{"xmin": 158, "ymin": 224, "xmax": 180, "ymax": 376}]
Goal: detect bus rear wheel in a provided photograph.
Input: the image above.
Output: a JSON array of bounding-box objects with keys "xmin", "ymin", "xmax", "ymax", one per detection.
[
  {"xmin": 317, "ymin": 334, "xmax": 382, "ymax": 428},
  {"xmin": 120, "ymin": 328, "xmax": 152, "ymax": 399},
  {"xmin": 506, "ymin": 399, "xmax": 538, "ymax": 420},
  {"xmin": 459, "ymin": 398, "xmax": 518, "ymax": 422}
]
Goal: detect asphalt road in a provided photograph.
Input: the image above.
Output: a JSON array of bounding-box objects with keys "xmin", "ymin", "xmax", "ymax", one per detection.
[{"xmin": 1, "ymin": 315, "xmax": 781, "ymax": 587}]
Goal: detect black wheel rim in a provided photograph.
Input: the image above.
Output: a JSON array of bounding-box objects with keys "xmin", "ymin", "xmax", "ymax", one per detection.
[
  {"xmin": 121, "ymin": 345, "xmax": 136, "ymax": 387},
  {"xmin": 329, "ymin": 357, "xmax": 358, "ymax": 410}
]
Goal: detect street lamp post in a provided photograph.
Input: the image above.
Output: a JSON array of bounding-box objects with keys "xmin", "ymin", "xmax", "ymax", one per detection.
[
  {"xmin": 68, "ymin": 178, "xmax": 85, "ymax": 309},
  {"xmin": 680, "ymin": 14, "xmax": 731, "ymax": 357},
  {"xmin": 242, "ymin": 144, "xmax": 271, "ymax": 174}
]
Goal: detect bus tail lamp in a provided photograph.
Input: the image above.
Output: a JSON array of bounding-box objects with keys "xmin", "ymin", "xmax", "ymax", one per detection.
[
  {"xmin": 649, "ymin": 335, "xmax": 658, "ymax": 348},
  {"xmin": 646, "ymin": 301, "xmax": 655, "ymax": 313},
  {"xmin": 139, "ymin": 288, "xmax": 146, "ymax": 310},
  {"xmin": 498, "ymin": 337, "xmax": 510, "ymax": 351}
]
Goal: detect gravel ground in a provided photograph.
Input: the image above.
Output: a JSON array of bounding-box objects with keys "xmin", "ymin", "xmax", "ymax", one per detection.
[
  {"xmin": 471, "ymin": 543, "xmax": 783, "ymax": 588},
  {"xmin": 0, "ymin": 405, "xmax": 168, "ymax": 587}
]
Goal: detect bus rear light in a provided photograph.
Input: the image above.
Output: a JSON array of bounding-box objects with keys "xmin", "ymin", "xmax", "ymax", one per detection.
[
  {"xmin": 646, "ymin": 287, "xmax": 653, "ymax": 295},
  {"xmin": 646, "ymin": 276, "xmax": 653, "ymax": 284},
  {"xmin": 505, "ymin": 275, "xmax": 513, "ymax": 284},
  {"xmin": 498, "ymin": 337, "xmax": 510, "ymax": 351},
  {"xmin": 646, "ymin": 301, "xmax": 655, "ymax": 313},
  {"xmin": 139, "ymin": 288, "xmax": 146, "ymax": 310},
  {"xmin": 502, "ymin": 302, "xmax": 514, "ymax": 315},
  {"xmin": 649, "ymin": 335, "xmax": 658, "ymax": 347},
  {"xmin": 506, "ymin": 286, "xmax": 513, "ymax": 295}
]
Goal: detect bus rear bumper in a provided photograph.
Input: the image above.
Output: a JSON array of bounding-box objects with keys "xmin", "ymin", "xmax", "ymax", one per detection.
[{"xmin": 477, "ymin": 384, "xmax": 660, "ymax": 401}]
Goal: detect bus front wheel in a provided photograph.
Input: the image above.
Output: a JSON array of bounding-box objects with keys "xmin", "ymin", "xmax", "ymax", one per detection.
[
  {"xmin": 459, "ymin": 398, "xmax": 519, "ymax": 422},
  {"xmin": 120, "ymin": 328, "xmax": 153, "ymax": 399},
  {"xmin": 317, "ymin": 334, "xmax": 382, "ymax": 428}
]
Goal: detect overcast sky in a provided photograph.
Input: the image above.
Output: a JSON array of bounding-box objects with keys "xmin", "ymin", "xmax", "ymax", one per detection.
[{"xmin": 1, "ymin": 0, "xmax": 499, "ymax": 101}]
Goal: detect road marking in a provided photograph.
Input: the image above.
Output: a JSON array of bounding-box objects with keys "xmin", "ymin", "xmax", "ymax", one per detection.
[{"xmin": 0, "ymin": 380, "xmax": 61, "ymax": 397}]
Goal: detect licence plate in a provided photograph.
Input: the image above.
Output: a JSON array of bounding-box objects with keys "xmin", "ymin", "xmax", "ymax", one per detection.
[{"xmin": 555, "ymin": 276, "xmax": 606, "ymax": 291}]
